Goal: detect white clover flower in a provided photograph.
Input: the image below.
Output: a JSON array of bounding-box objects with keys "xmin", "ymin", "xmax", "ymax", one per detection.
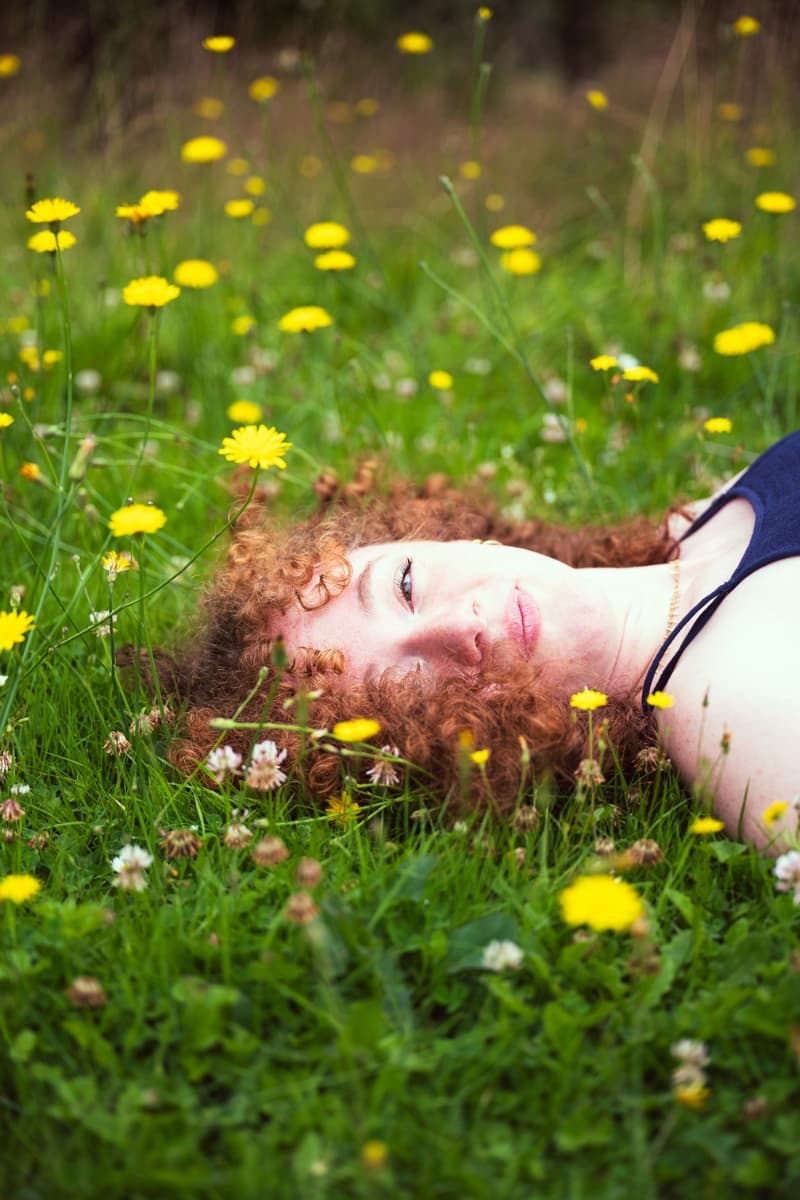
[
  {"xmin": 774, "ymin": 850, "xmax": 800, "ymax": 903},
  {"xmin": 670, "ymin": 1039, "xmax": 711, "ymax": 1068},
  {"xmin": 111, "ymin": 843, "xmax": 153, "ymax": 891},
  {"xmin": 481, "ymin": 939, "xmax": 524, "ymax": 972},
  {"xmin": 206, "ymin": 745, "xmax": 243, "ymax": 784},
  {"xmin": 246, "ymin": 740, "xmax": 287, "ymax": 791}
]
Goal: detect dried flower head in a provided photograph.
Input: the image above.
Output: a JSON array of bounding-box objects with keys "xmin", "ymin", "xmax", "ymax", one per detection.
[
  {"xmin": 159, "ymin": 828, "xmax": 202, "ymax": 859},
  {"xmin": 103, "ymin": 730, "xmax": 132, "ymax": 757},
  {"xmin": 296, "ymin": 857, "xmax": 323, "ymax": 888},
  {"xmin": 251, "ymin": 836, "xmax": 289, "ymax": 866},
  {"xmin": 512, "ymin": 805, "xmax": 540, "ymax": 832},
  {"xmin": 66, "ymin": 976, "xmax": 108, "ymax": 1008},
  {"xmin": 0, "ymin": 797, "xmax": 25, "ymax": 821},
  {"xmin": 365, "ymin": 745, "xmax": 402, "ymax": 787},
  {"xmin": 626, "ymin": 838, "xmax": 664, "ymax": 867},
  {"xmin": 285, "ymin": 890, "xmax": 320, "ymax": 923},
  {"xmin": 575, "ymin": 758, "xmax": 606, "ymax": 786},
  {"xmin": 224, "ymin": 813, "xmax": 253, "ymax": 849}
]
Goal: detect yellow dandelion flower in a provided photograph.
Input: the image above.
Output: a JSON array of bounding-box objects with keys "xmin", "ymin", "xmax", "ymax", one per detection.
[
  {"xmin": 0, "ymin": 874, "xmax": 41, "ymax": 904},
  {"xmin": 326, "ymin": 794, "xmax": 362, "ymax": 826},
  {"xmin": 0, "ymin": 412, "xmax": 14, "ymax": 428},
  {"xmin": 688, "ymin": 816, "xmax": 725, "ymax": 835},
  {"xmin": 485, "ymin": 193, "xmax": 505, "ymax": 212},
  {"xmin": 755, "ymin": 191, "xmax": 796, "ymax": 214},
  {"xmin": 224, "ymin": 198, "xmax": 255, "ymax": 218},
  {"xmin": 181, "ymin": 136, "xmax": 227, "ymax": 163},
  {"xmin": 202, "ymin": 36, "xmax": 235, "ymax": 52},
  {"xmin": 590, "ymin": 354, "xmax": 618, "ymax": 371},
  {"xmin": 570, "ymin": 687, "xmax": 607, "ymax": 711},
  {"xmin": 26, "ymin": 197, "xmax": 81, "ymax": 225},
  {"xmin": 713, "ymin": 321, "xmax": 775, "ymax": 356},
  {"xmin": 351, "ymin": 154, "xmax": 379, "ymax": 174},
  {"xmin": 244, "ymin": 175, "xmax": 266, "ymax": 196},
  {"xmin": 0, "ymin": 610, "xmax": 35, "ymax": 651},
  {"xmin": 478, "ymin": 7, "xmax": 493, "ymax": 20},
  {"xmin": 278, "ymin": 305, "xmax": 333, "ymax": 334},
  {"xmin": 585, "ymin": 89, "xmax": 608, "ymax": 110},
  {"xmin": 42, "ymin": 350, "xmax": 61, "ymax": 369},
  {"xmin": 27, "ymin": 230, "xmax": 76, "ymax": 253},
  {"xmin": 227, "ymin": 400, "xmax": 262, "ymax": 424},
  {"xmin": 746, "ymin": 147, "xmax": 775, "ymax": 167},
  {"xmin": 355, "ymin": 97, "xmax": 379, "ymax": 116},
  {"xmin": 139, "ymin": 189, "xmax": 180, "ymax": 213},
  {"xmin": 490, "ymin": 224, "xmax": 536, "ymax": 249},
  {"xmin": 622, "ymin": 365, "xmax": 659, "ymax": 383},
  {"xmin": 226, "ymin": 157, "xmax": 249, "ymax": 176},
  {"xmin": 702, "ymin": 218, "xmax": 742, "ymax": 243},
  {"xmin": 703, "ymin": 417, "xmax": 732, "ymax": 434},
  {"xmin": 252, "ymin": 207, "xmax": 271, "ymax": 227},
  {"xmin": 674, "ymin": 1082, "xmax": 711, "ymax": 1109},
  {"xmin": 361, "ymin": 1141, "xmax": 389, "ymax": 1170},
  {"xmin": 249, "ymin": 76, "xmax": 280, "ymax": 102},
  {"xmin": 500, "ymin": 248, "xmax": 542, "ymax": 276},
  {"xmin": 332, "ymin": 718, "xmax": 381, "ymax": 742},
  {"xmin": 101, "ymin": 549, "xmax": 136, "ymax": 580},
  {"xmin": 761, "ymin": 800, "xmax": 789, "ymax": 827},
  {"xmin": 218, "ymin": 424, "xmax": 291, "ymax": 471},
  {"xmin": 732, "ymin": 15, "xmax": 760, "ymax": 35},
  {"xmin": 19, "ymin": 462, "xmax": 42, "ymax": 482},
  {"xmin": 231, "ymin": 315, "xmax": 256, "ymax": 336},
  {"xmin": 0, "ymin": 54, "xmax": 21, "ymax": 77},
  {"xmin": 304, "ymin": 221, "xmax": 351, "ymax": 249},
  {"xmin": 122, "ymin": 276, "xmax": 180, "ymax": 309},
  {"xmin": 717, "ymin": 102, "xmax": 743, "ymax": 121},
  {"xmin": 115, "ymin": 203, "xmax": 152, "ymax": 225},
  {"xmin": 108, "ymin": 503, "xmax": 167, "ymax": 537},
  {"xmin": 469, "ymin": 748, "xmax": 490, "ymax": 765},
  {"xmin": 396, "ymin": 31, "xmax": 433, "ymax": 54},
  {"xmin": 173, "ymin": 259, "xmax": 218, "ymax": 289},
  {"xmin": 459, "ymin": 160, "xmax": 482, "ymax": 180},
  {"xmin": 314, "ymin": 250, "xmax": 356, "ymax": 271},
  {"xmin": 646, "ymin": 691, "xmax": 674, "ymax": 709},
  {"xmin": 428, "ymin": 370, "xmax": 453, "ymax": 390},
  {"xmin": 559, "ymin": 875, "xmax": 644, "ymax": 932},
  {"xmin": 194, "ymin": 96, "xmax": 224, "ymax": 119}
]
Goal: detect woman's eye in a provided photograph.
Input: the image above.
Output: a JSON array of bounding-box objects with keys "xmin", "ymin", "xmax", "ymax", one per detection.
[{"xmin": 397, "ymin": 557, "xmax": 414, "ymax": 608}]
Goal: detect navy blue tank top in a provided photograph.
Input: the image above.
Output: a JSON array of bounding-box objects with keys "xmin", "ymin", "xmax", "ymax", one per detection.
[{"xmin": 641, "ymin": 430, "xmax": 800, "ymax": 709}]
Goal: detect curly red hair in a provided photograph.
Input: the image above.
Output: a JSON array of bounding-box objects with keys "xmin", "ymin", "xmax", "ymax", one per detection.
[{"xmin": 159, "ymin": 468, "xmax": 677, "ymax": 813}]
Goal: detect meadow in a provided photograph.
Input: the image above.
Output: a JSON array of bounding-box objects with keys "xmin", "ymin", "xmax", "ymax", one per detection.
[{"xmin": 1, "ymin": 8, "xmax": 799, "ymax": 1198}]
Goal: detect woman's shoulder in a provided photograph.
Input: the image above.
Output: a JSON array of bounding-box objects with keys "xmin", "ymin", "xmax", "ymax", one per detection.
[{"xmin": 655, "ymin": 559, "xmax": 800, "ymax": 848}]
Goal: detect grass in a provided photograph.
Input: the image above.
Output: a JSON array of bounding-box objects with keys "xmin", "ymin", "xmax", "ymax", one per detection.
[{"xmin": 1, "ymin": 10, "xmax": 800, "ymax": 1198}]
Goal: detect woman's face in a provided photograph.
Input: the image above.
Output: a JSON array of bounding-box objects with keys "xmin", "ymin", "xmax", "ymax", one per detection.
[{"xmin": 279, "ymin": 539, "xmax": 604, "ymax": 687}]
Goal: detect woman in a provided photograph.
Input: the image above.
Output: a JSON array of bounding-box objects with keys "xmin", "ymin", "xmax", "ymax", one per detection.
[{"xmin": 165, "ymin": 433, "xmax": 800, "ymax": 852}]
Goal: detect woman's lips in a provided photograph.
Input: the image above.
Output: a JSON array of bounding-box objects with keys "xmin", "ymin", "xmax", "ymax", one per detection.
[{"xmin": 504, "ymin": 585, "xmax": 540, "ymax": 658}]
